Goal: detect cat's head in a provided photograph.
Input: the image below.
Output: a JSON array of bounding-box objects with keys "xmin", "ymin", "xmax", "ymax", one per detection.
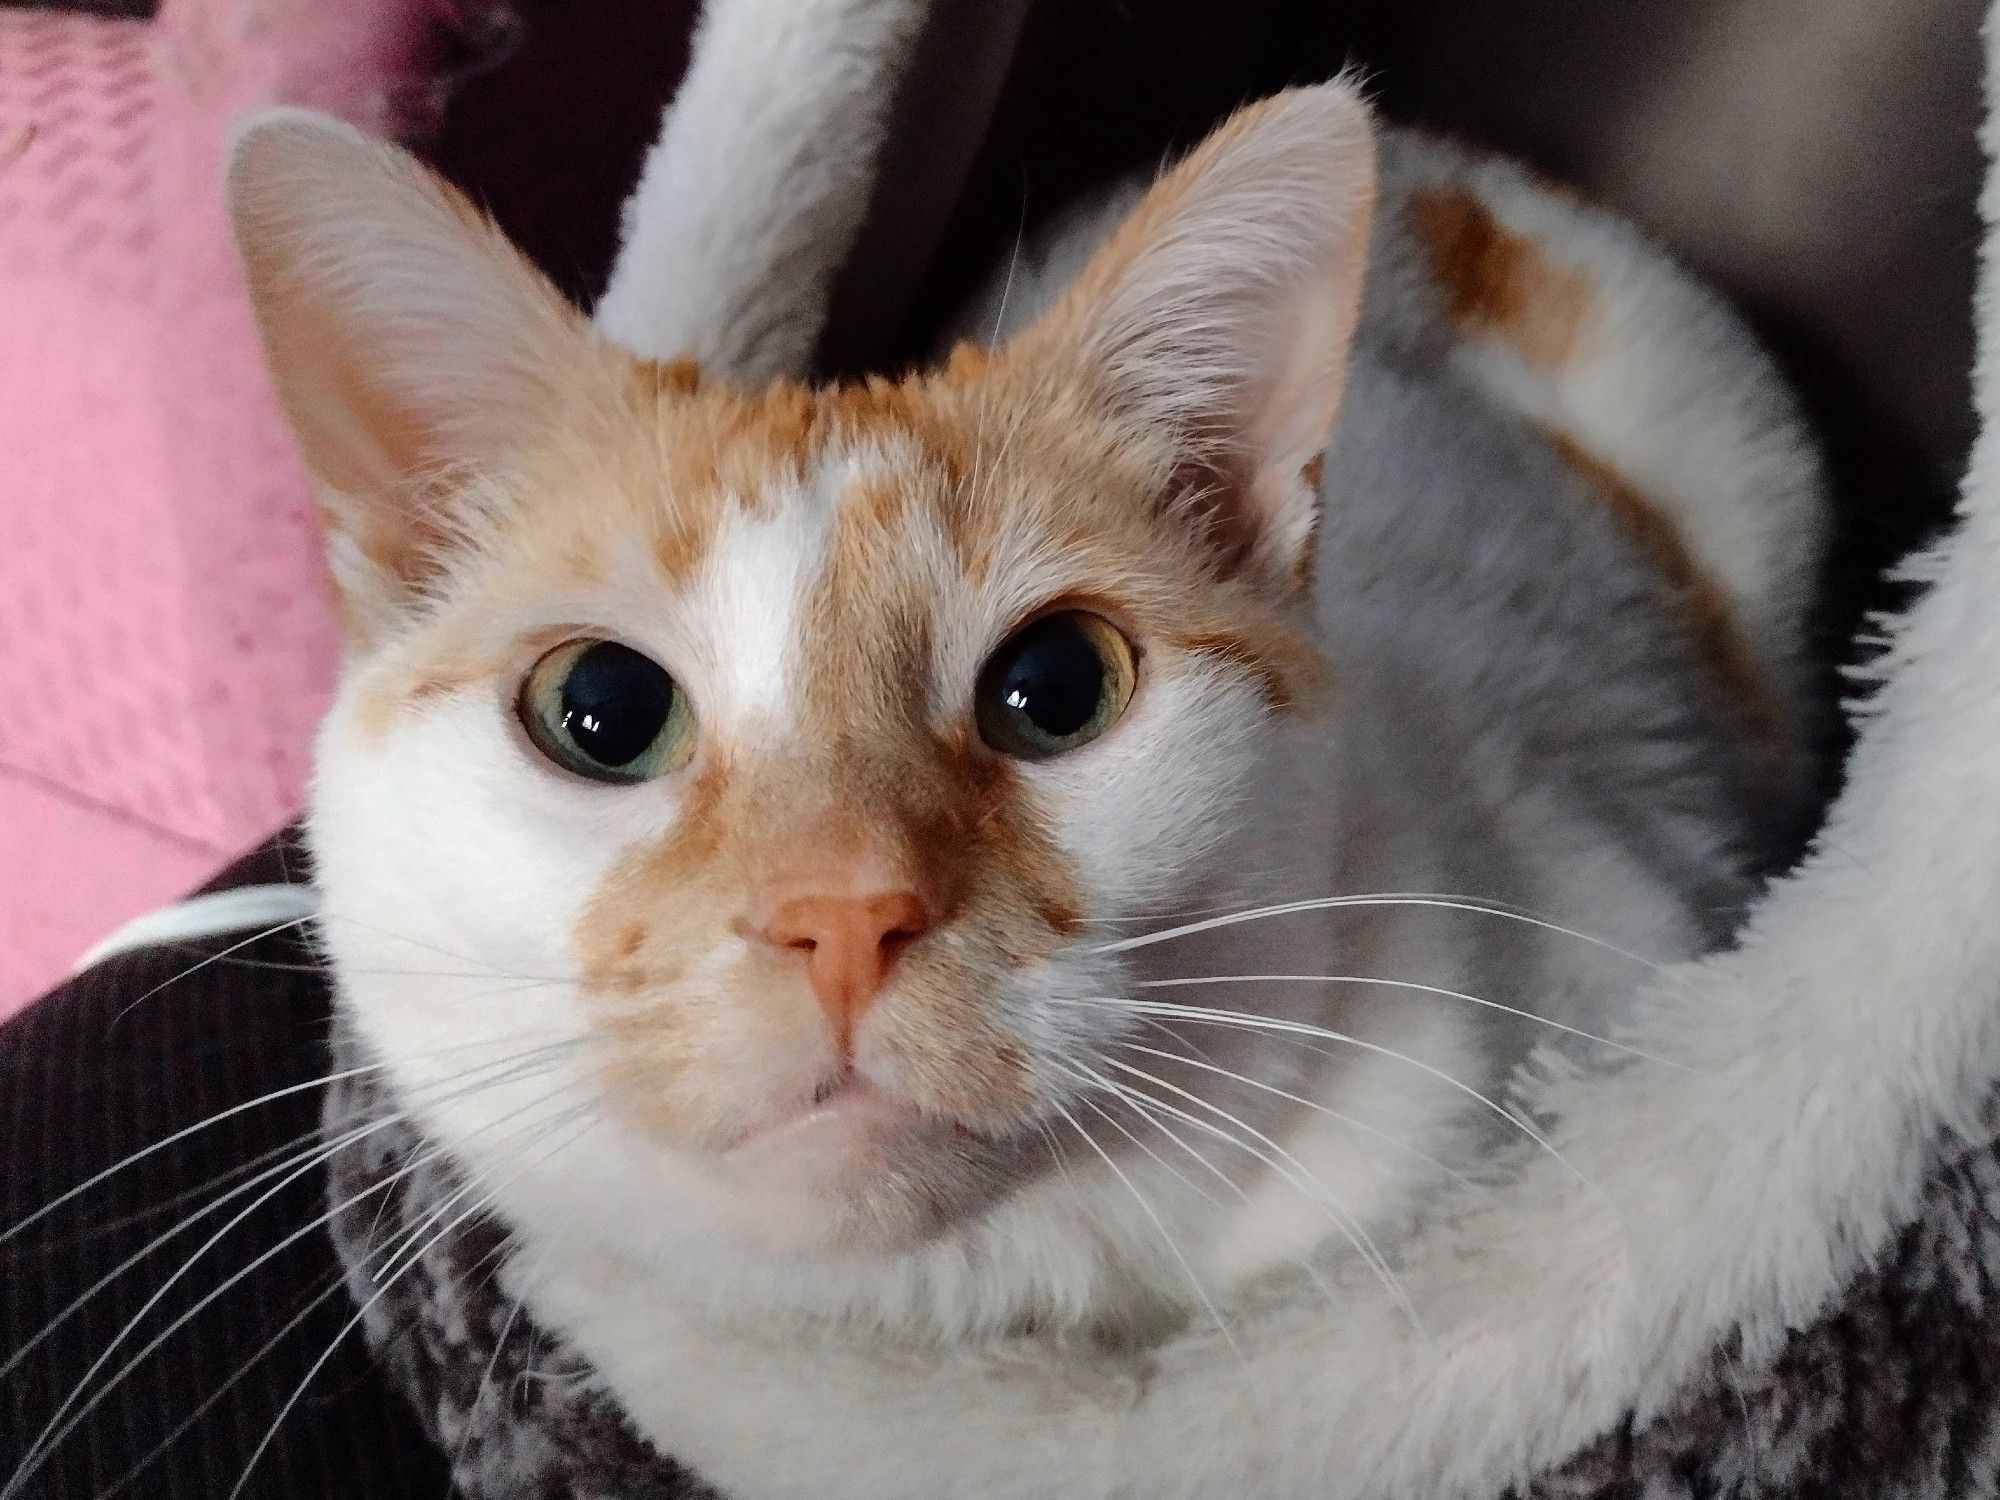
[{"xmin": 231, "ymin": 87, "xmax": 1375, "ymax": 1264}]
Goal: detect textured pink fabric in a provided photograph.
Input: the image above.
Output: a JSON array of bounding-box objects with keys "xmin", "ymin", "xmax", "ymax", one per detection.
[{"xmin": 0, "ymin": 1, "xmax": 445, "ymax": 1014}]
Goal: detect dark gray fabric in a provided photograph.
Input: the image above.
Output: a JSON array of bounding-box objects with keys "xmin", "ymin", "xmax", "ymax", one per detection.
[{"xmin": 0, "ymin": 838, "xmax": 451, "ymax": 1500}]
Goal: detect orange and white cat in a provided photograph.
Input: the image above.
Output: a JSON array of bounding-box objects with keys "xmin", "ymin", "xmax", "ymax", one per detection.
[{"xmin": 228, "ymin": 75, "xmax": 1823, "ymax": 1485}]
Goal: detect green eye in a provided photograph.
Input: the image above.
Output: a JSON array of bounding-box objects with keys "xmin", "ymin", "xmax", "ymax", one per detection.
[
  {"xmin": 975, "ymin": 611, "xmax": 1138, "ymax": 760},
  {"xmin": 518, "ymin": 638, "xmax": 695, "ymax": 784}
]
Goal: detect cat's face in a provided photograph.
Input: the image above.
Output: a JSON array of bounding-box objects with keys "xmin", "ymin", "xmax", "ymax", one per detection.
[
  {"xmin": 311, "ymin": 363, "xmax": 1320, "ymax": 1253},
  {"xmin": 232, "ymin": 93, "xmax": 1374, "ymax": 1261}
]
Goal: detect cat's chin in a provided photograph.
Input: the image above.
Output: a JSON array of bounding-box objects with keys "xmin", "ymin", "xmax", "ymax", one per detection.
[{"xmin": 705, "ymin": 1081, "xmax": 1014, "ymax": 1255}]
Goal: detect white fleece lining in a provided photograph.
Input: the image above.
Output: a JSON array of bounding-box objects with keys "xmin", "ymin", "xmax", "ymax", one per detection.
[
  {"xmin": 592, "ymin": 0, "xmax": 933, "ymax": 381},
  {"xmin": 525, "ymin": 6, "xmax": 2000, "ymax": 1498},
  {"xmin": 72, "ymin": 884, "xmax": 320, "ymax": 974}
]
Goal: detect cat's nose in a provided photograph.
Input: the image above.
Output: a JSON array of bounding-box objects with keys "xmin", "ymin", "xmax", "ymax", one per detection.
[{"xmin": 757, "ymin": 891, "xmax": 933, "ymax": 1048}]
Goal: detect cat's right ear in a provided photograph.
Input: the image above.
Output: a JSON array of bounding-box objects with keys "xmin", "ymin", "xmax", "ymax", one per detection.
[
  {"xmin": 1010, "ymin": 83, "xmax": 1376, "ymax": 595},
  {"xmin": 227, "ymin": 110, "xmax": 609, "ymax": 640}
]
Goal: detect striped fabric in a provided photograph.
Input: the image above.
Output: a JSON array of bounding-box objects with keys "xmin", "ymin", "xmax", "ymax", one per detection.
[{"xmin": 0, "ymin": 837, "xmax": 450, "ymax": 1498}]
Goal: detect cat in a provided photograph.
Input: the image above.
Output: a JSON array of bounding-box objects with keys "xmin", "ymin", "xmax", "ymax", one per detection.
[{"xmin": 226, "ymin": 73, "xmax": 1823, "ymax": 1462}]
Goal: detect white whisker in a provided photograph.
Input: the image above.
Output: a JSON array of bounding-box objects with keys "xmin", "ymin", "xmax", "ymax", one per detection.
[
  {"xmin": 311, "ymin": 908, "xmax": 570, "ymax": 984},
  {"xmin": 0, "ymin": 1027, "xmax": 580, "ymax": 1253},
  {"xmin": 1093, "ymin": 1080, "xmax": 1352, "ymax": 1317},
  {"xmin": 984, "ymin": 190, "xmax": 1029, "ymax": 347},
  {"xmin": 141, "ymin": 950, "xmax": 568, "ymax": 985},
  {"xmin": 450, "ymin": 1236, "xmax": 546, "ymax": 1480},
  {"xmin": 1, "ymin": 1068, "xmax": 581, "ymax": 1497},
  {"xmin": 3, "ymin": 1128, "xmax": 329, "ymax": 1258},
  {"xmin": 1056, "ymin": 1076, "xmax": 1229, "ymax": 1214},
  {"xmin": 108, "ymin": 917, "xmax": 317, "ymax": 1023},
  {"xmin": 1116, "ymin": 1039, "xmax": 1478, "ymax": 1190},
  {"xmin": 1070, "ymin": 995, "xmax": 1621, "ymax": 1227},
  {"xmin": 1084, "ymin": 1056, "xmax": 1421, "ymax": 1334},
  {"xmin": 90, "ymin": 1268, "xmax": 353, "ymax": 1500},
  {"xmin": 1030, "ymin": 1115, "xmax": 1119, "ymax": 1247},
  {"xmin": 1132, "ymin": 973, "xmax": 1694, "ymax": 1071},
  {"xmin": 1048, "ymin": 1097, "xmax": 1243, "ymax": 1362},
  {"xmin": 1093, "ymin": 892, "xmax": 1671, "ymax": 975},
  {"xmin": 2, "ymin": 1039, "xmax": 580, "ymax": 1379}
]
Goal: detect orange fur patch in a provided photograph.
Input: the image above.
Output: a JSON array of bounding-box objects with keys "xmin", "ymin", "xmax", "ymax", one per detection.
[
  {"xmin": 652, "ymin": 357, "xmax": 705, "ymax": 397},
  {"xmin": 1409, "ymin": 187, "xmax": 1594, "ymax": 369},
  {"xmin": 353, "ymin": 622, "xmax": 573, "ymax": 740}
]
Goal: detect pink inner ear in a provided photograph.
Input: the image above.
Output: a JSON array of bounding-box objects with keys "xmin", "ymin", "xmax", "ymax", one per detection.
[
  {"xmin": 1012, "ymin": 85, "xmax": 1374, "ymax": 586},
  {"xmin": 0, "ymin": 1, "xmax": 454, "ymax": 1015},
  {"xmin": 1246, "ymin": 277, "xmax": 1365, "ymax": 485}
]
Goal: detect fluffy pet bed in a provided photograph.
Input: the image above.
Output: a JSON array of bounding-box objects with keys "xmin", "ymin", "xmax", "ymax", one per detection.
[
  {"xmin": 311, "ymin": 2, "xmax": 2000, "ymax": 1494},
  {"xmin": 6, "ymin": 0, "xmax": 1997, "ymax": 1495}
]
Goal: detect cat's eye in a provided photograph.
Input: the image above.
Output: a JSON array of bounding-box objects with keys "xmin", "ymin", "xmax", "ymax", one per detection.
[
  {"xmin": 518, "ymin": 639, "xmax": 695, "ymax": 784},
  {"xmin": 975, "ymin": 611, "xmax": 1138, "ymax": 760}
]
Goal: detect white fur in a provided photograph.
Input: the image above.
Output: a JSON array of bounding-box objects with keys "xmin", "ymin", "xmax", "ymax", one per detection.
[
  {"xmin": 687, "ymin": 477, "xmax": 832, "ymax": 729},
  {"xmin": 592, "ymin": 0, "xmax": 934, "ymax": 380}
]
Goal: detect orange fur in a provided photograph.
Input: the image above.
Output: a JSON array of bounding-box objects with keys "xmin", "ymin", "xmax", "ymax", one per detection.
[{"xmin": 1409, "ymin": 186, "xmax": 1595, "ymax": 369}]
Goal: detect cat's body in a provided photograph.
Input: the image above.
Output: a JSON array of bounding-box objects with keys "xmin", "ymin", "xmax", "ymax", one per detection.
[{"xmin": 222, "ymin": 85, "xmax": 1824, "ymax": 1480}]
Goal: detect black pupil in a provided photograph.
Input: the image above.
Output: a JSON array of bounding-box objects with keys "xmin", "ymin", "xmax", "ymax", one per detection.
[
  {"xmin": 559, "ymin": 642, "xmax": 674, "ymax": 767},
  {"xmin": 995, "ymin": 618, "xmax": 1104, "ymax": 739}
]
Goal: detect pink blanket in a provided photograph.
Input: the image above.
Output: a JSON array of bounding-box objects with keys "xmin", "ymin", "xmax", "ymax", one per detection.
[{"xmin": 0, "ymin": 0, "xmax": 450, "ymax": 1013}]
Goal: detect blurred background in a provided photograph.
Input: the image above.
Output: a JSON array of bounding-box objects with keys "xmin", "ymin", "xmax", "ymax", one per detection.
[{"xmin": 0, "ymin": 0, "xmax": 1982, "ymax": 1012}]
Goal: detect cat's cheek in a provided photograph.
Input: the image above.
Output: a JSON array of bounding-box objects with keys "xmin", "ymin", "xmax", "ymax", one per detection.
[
  {"xmin": 1027, "ymin": 658, "xmax": 1271, "ymax": 913},
  {"xmin": 317, "ymin": 677, "xmax": 677, "ymax": 931},
  {"xmin": 309, "ymin": 687, "xmax": 684, "ymax": 1161}
]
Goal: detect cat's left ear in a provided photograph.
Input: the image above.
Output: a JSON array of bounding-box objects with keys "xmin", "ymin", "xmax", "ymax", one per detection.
[{"xmin": 1016, "ymin": 82, "xmax": 1376, "ymax": 591}]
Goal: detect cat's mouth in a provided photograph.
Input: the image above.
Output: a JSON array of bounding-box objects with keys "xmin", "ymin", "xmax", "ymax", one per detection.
[
  {"xmin": 721, "ymin": 1075, "xmax": 922, "ymax": 1161},
  {"xmin": 705, "ymin": 1074, "xmax": 1013, "ymax": 1251}
]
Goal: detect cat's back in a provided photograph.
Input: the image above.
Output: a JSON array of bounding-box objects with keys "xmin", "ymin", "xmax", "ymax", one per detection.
[
  {"xmin": 1321, "ymin": 338, "xmax": 1763, "ymax": 925},
  {"xmin": 1323, "ymin": 129, "xmax": 1826, "ymax": 852},
  {"xmin": 1351, "ymin": 128, "xmax": 1823, "ymax": 696}
]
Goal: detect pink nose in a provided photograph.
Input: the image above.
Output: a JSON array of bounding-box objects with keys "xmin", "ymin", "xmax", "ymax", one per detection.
[{"xmin": 758, "ymin": 891, "xmax": 933, "ymax": 1049}]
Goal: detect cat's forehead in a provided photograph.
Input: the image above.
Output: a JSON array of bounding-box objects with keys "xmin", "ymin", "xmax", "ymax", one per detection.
[
  {"xmin": 368, "ymin": 358, "xmax": 1289, "ymax": 748},
  {"xmin": 576, "ymin": 359, "xmax": 1188, "ymax": 638},
  {"xmin": 673, "ymin": 436, "xmax": 958, "ymax": 735},
  {"xmin": 642, "ymin": 380, "xmax": 1125, "ymax": 740},
  {"xmin": 627, "ymin": 357, "xmax": 1156, "ymax": 581}
]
